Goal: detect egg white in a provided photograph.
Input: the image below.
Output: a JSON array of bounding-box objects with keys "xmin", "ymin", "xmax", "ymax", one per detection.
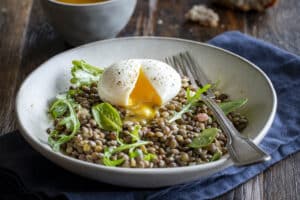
[{"xmin": 97, "ymin": 59, "xmax": 181, "ymax": 107}]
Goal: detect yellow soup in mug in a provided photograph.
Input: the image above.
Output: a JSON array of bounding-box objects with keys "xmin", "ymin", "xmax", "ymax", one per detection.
[{"xmin": 56, "ymin": 0, "xmax": 108, "ymax": 4}]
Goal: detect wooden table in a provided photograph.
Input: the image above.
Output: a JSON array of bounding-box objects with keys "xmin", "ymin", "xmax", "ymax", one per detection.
[{"xmin": 1, "ymin": 0, "xmax": 299, "ymax": 199}]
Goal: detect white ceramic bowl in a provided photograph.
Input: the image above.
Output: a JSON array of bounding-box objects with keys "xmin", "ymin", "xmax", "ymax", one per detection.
[
  {"xmin": 16, "ymin": 37, "xmax": 277, "ymax": 188},
  {"xmin": 40, "ymin": 0, "xmax": 137, "ymax": 46}
]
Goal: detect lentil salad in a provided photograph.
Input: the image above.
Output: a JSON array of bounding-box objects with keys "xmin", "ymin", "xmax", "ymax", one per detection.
[{"xmin": 47, "ymin": 60, "xmax": 248, "ymax": 168}]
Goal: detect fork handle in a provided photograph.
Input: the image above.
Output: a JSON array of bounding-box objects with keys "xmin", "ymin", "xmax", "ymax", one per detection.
[{"xmin": 202, "ymin": 96, "xmax": 271, "ymax": 166}]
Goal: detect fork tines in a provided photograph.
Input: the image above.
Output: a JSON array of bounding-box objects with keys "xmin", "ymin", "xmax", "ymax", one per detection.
[{"xmin": 165, "ymin": 51, "xmax": 215, "ymax": 98}]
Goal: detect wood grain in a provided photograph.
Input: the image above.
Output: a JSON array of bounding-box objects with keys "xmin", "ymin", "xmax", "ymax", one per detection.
[
  {"xmin": 0, "ymin": 0, "xmax": 299, "ymax": 199},
  {"xmin": 18, "ymin": 0, "xmax": 67, "ymax": 81},
  {"xmin": 0, "ymin": 0, "xmax": 33, "ymax": 134},
  {"xmin": 3, "ymin": 0, "xmax": 68, "ymax": 135}
]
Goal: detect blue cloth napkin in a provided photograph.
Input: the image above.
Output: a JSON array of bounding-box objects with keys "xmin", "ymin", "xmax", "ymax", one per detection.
[{"xmin": 1, "ymin": 31, "xmax": 299, "ymax": 200}]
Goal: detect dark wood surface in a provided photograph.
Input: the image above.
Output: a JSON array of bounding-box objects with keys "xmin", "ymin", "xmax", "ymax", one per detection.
[{"xmin": 0, "ymin": 0, "xmax": 299, "ymax": 199}]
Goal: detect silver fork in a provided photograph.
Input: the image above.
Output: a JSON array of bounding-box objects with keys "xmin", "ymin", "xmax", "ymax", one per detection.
[{"xmin": 165, "ymin": 51, "xmax": 271, "ymax": 166}]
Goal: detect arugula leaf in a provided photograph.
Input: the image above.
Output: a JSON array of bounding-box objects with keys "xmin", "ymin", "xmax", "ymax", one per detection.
[
  {"xmin": 129, "ymin": 125, "xmax": 141, "ymax": 142},
  {"xmin": 189, "ymin": 128, "xmax": 219, "ymax": 148},
  {"xmin": 110, "ymin": 124, "xmax": 147, "ymax": 154},
  {"xmin": 169, "ymin": 84, "xmax": 211, "ymax": 123},
  {"xmin": 116, "ymin": 131, "xmax": 124, "ymax": 145},
  {"xmin": 102, "ymin": 125, "xmax": 156, "ymax": 166},
  {"xmin": 144, "ymin": 153, "xmax": 157, "ymax": 161},
  {"xmin": 186, "ymin": 87, "xmax": 192, "ymax": 102},
  {"xmin": 102, "ymin": 141, "xmax": 149, "ymax": 167},
  {"xmin": 49, "ymin": 133, "xmax": 75, "ymax": 152},
  {"xmin": 101, "ymin": 126, "xmax": 153, "ymax": 167},
  {"xmin": 48, "ymin": 130, "xmax": 60, "ymax": 151},
  {"xmin": 48, "ymin": 96, "xmax": 80, "ymax": 151},
  {"xmin": 112, "ymin": 141, "xmax": 149, "ymax": 154},
  {"xmin": 67, "ymin": 88, "xmax": 83, "ymax": 98},
  {"xmin": 128, "ymin": 148, "xmax": 156, "ymax": 161},
  {"xmin": 103, "ymin": 147, "xmax": 125, "ymax": 167},
  {"xmin": 49, "ymin": 100, "xmax": 68, "ymax": 119},
  {"xmin": 168, "ymin": 104, "xmax": 192, "ymax": 123},
  {"xmin": 92, "ymin": 103, "xmax": 122, "ymax": 132},
  {"xmin": 188, "ymin": 84, "xmax": 211, "ymax": 103},
  {"xmin": 70, "ymin": 60, "xmax": 103, "ymax": 86},
  {"xmin": 103, "ymin": 157, "xmax": 125, "ymax": 167},
  {"xmin": 219, "ymin": 98, "xmax": 248, "ymax": 115},
  {"xmin": 210, "ymin": 151, "xmax": 222, "ymax": 162},
  {"xmin": 129, "ymin": 148, "xmax": 139, "ymax": 159},
  {"xmin": 128, "ymin": 126, "xmax": 157, "ymax": 160}
]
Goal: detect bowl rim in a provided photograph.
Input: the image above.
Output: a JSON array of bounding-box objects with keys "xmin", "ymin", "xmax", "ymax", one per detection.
[
  {"xmin": 16, "ymin": 36, "xmax": 277, "ymax": 174},
  {"xmin": 46, "ymin": 0, "xmax": 131, "ymax": 7}
]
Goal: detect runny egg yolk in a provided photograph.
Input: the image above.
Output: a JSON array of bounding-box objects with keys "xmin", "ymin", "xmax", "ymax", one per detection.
[{"xmin": 127, "ymin": 68, "xmax": 162, "ymax": 121}]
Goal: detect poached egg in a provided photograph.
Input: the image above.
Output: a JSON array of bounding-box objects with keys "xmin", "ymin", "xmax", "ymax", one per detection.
[{"xmin": 98, "ymin": 59, "xmax": 181, "ymax": 121}]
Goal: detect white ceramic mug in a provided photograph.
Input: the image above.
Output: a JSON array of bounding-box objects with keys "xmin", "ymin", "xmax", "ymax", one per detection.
[{"xmin": 41, "ymin": 0, "xmax": 137, "ymax": 46}]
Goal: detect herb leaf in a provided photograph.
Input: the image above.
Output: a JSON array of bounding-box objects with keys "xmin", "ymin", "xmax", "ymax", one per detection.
[
  {"xmin": 219, "ymin": 98, "xmax": 248, "ymax": 115},
  {"xmin": 128, "ymin": 148, "xmax": 156, "ymax": 161},
  {"xmin": 168, "ymin": 104, "xmax": 193, "ymax": 123},
  {"xmin": 188, "ymin": 84, "xmax": 211, "ymax": 103},
  {"xmin": 71, "ymin": 60, "xmax": 103, "ymax": 86},
  {"xmin": 129, "ymin": 125, "xmax": 141, "ymax": 142},
  {"xmin": 112, "ymin": 141, "xmax": 149, "ymax": 154},
  {"xmin": 49, "ymin": 100, "xmax": 68, "ymax": 119},
  {"xmin": 102, "ymin": 141, "xmax": 149, "ymax": 167},
  {"xmin": 189, "ymin": 128, "xmax": 219, "ymax": 148},
  {"xmin": 129, "ymin": 148, "xmax": 139, "ymax": 159},
  {"xmin": 169, "ymin": 84, "xmax": 211, "ymax": 123},
  {"xmin": 48, "ymin": 96, "xmax": 80, "ymax": 151},
  {"xmin": 128, "ymin": 126, "xmax": 157, "ymax": 161},
  {"xmin": 144, "ymin": 153, "xmax": 157, "ymax": 161},
  {"xmin": 210, "ymin": 151, "xmax": 222, "ymax": 162},
  {"xmin": 186, "ymin": 87, "xmax": 192, "ymax": 102},
  {"xmin": 102, "ymin": 126, "xmax": 155, "ymax": 166},
  {"xmin": 67, "ymin": 88, "xmax": 83, "ymax": 98},
  {"xmin": 103, "ymin": 147, "xmax": 125, "ymax": 167},
  {"xmin": 48, "ymin": 130, "xmax": 60, "ymax": 151},
  {"xmin": 92, "ymin": 103, "xmax": 122, "ymax": 132},
  {"xmin": 103, "ymin": 157, "xmax": 125, "ymax": 167}
]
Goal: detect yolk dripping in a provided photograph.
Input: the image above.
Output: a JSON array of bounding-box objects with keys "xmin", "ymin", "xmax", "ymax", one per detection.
[{"xmin": 127, "ymin": 69, "xmax": 162, "ymax": 121}]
